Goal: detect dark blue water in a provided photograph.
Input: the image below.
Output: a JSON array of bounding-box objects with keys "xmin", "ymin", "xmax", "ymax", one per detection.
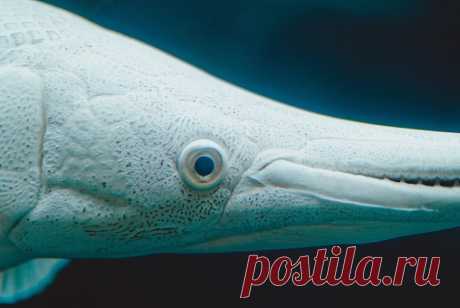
[{"xmin": 18, "ymin": 1, "xmax": 460, "ymax": 307}]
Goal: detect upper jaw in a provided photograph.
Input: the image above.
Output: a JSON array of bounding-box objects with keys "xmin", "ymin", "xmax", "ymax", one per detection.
[
  {"xmin": 248, "ymin": 157, "xmax": 460, "ymax": 213},
  {"xmin": 299, "ymin": 137, "xmax": 460, "ymax": 185},
  {"xmin": 217, "ymin": 135, "xmax": 460, "ymax": 235},
  {"xmin": 181, "ymin": 106, "xmax": 460, "ymax": 251},
  {"xmin": 244, "ymin": 136, "xmax": 460, "ymax": 213},
  {"xmin": 179, "ymin": 118, "xmax": 460, "ymax": 252},
  {"xmin": 186, "ymin": 140, "xmax": 460, "ymax": 252}
]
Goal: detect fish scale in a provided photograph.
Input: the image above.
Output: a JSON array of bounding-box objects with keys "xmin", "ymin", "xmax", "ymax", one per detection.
[
  {"xmin": 0, "ymin": 67, "xmax": 43, "ymax": 238},
  {"xmin": 1, "ymin": 0, "xmax": 460, "ymax": 304},
  {"xmin": 0, "ymin": 7, "xmax": 69, "ymax": 300}
]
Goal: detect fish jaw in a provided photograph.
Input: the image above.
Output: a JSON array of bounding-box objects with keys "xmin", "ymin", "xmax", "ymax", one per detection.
[{"xmin": 179, "ymin": 120, "xmax": 460, "ymax": 252}]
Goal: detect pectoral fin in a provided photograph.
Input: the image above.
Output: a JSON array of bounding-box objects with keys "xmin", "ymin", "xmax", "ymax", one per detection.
[{"xmin": 0, "ymin": 258, "xmax": 69, "ymax": 304}]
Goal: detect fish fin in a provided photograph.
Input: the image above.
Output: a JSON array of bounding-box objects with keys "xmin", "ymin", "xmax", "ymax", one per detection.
[{"xmin": 0, "ymin": 258, "xmax": 69, "ymax": 304}]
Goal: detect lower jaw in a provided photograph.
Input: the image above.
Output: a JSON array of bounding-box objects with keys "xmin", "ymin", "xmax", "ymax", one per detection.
[{"xmin": 180, "ymin": 221, "xmax": 460, "ymax": 253}]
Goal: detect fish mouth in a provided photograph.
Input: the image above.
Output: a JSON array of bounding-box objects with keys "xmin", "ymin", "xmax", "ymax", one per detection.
[
  {"xmin": 241, "ymin": 136, "xmax": 460, "ymax": 212},
  {"xmin": 195, "ymin": 136, "xmax": 460, "ymax": 252},
  {"xmin": 248, "ymin": 158, "xmax": 460, "ymax": 212},
  {"xmin": 317, "ymin": 137, "xmax": 460, "ymax": 189},
  {"xmin": 181, "ymin": 155, "xmax": 460, "ymax": 253},
  {"xmin": 354, "ymin": 174, "xmax": 460, "ymax": 188}
]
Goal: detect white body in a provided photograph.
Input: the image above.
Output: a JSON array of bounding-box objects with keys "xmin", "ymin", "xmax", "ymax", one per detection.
[{"xmin": 0, "ymin": 0, "xmax": 459, "ymax": 302}]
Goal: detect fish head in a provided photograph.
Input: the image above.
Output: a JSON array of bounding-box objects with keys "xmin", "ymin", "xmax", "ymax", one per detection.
[
  {"xmin": 10, "ymin": 78, "xmax": 460, "ymax": 257},
  {"xmin": 8, "ymin": 14, "xmax": 460, "ymax": 257}
]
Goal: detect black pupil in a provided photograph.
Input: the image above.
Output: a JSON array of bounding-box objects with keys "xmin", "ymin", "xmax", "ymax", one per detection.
[{"xmin": 194, "ymin": 156, "xmax": 215, "ymax": 177}]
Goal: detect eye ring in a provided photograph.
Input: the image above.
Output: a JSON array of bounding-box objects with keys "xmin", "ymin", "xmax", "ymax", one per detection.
[{"xmin": 177, "ymin": 139, "xmax": 227, "ymax": 191}]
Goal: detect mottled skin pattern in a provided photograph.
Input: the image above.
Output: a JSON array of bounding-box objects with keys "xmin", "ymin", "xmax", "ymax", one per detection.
[{"xmin": 1, "ymin": 0, "xmax": 460, "ymax": 282}]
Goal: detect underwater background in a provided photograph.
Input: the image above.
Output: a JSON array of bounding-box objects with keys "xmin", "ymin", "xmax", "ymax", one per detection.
[{"xmin": 16, "ymin": 0, "xmax": 460, "ymax": 307}]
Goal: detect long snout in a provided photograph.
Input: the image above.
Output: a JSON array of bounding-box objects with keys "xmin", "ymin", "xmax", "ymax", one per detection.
[{"xmin": 184, "ymin": 114, "xmax": 460, "ymax": 252}]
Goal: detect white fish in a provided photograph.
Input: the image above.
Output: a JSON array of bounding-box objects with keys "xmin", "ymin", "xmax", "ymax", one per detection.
[{"xmin": 0, "ymin": 0, "xmax": 458, "ymax": 303}]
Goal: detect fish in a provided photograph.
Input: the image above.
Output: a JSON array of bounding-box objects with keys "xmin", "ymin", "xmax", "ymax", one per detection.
[{"xmin": 0, "ymin": 0, "xmax": 459, "ymax": 303}]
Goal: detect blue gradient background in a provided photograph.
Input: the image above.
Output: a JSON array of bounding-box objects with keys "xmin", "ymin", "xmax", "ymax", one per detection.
[{"xmin": 16, "ymin": 1, "xmax": 460, "ymax": 307}]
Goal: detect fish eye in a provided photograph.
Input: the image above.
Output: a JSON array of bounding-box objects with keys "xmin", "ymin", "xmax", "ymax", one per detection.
[{"xmin": 177, "ymin": 139, "xmax": 227, "ymax": 191}]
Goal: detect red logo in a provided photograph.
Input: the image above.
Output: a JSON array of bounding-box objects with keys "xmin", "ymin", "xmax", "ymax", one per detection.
[{"xmin": 240, "ymin": 246, "xmax": 441, "ymax": 299}]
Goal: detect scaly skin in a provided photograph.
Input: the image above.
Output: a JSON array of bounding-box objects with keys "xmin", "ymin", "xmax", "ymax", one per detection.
[{"xmin": 0, "ymin": 0, "xmax": 459, "ymax": 283}]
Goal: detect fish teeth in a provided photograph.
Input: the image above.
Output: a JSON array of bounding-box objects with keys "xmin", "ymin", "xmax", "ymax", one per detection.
[
  {"xmin": 387, "ymin": 176, "xmax": 401, "ymax": 182},
  {"xmin": 404, "ymin": 178, "xmax": 418, "ymax": 185},
  {"xmin": 369, "ymin": 174, "xmax": 460, "ymax": 188},
  {"xmin": 440, "ymin": 179, "xmax": 455, "ymax": 187},
  {"xmin": 421, "ymin": 179, "xmax": 435, "ymax": 186}
]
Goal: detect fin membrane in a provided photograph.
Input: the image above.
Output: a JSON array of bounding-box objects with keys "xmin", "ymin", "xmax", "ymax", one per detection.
[{"xmin": 0, "ymin": 258, "xmax": 69, "ymax": 304}]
